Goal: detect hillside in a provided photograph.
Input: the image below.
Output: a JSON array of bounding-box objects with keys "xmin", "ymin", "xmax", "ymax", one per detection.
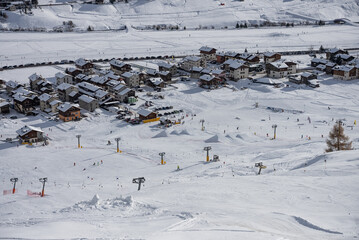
[
  {"xmin": 1, "ymin": 0, "xmax": 359, "ymax": 31},
  {"xmin": 1, "ymin": 69, "xmax": 359, "ymax": 239}
]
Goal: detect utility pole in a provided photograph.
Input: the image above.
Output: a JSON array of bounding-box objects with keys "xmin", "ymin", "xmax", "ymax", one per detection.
[
  {"xmin": 255, "ymin": 162, "xmax": 266, "ymax": 175},
  {"xmin": 76, "ymin": 135, "xmax": 81, "ymax": 148},
  {"xmin": 159, "ymin": 152, "xmax": 165, "ymax": 165},
  {"xmin": 272, "ymin": 124, "xmax": 278, "ymax": 139},
  {"xmin": 10, "ymin": 178, "xmax": 18, "ymax": 194},
  {"xmin": 132, "ymin": 177, "xmax": 145, "ymax": 191},
  {"xmin": 115, "ymin": 137, "xmax": 121, "ymax": 153},
  {"xmin": 39, "ymin": 177, "xmax": 47, "ymax": 197},
  {"xmin": 203, "ymin": 146, "xmax": 212, "ymax": 162},
  {"xmin": 200, "ymin": 119, "xmax": 205, "ymax": 131}
]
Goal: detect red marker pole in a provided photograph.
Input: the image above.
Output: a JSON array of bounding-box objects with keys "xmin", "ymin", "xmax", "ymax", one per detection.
[
  {"xmin": 10, "ymin": 178, "xmax": 18, "ymax": 194},
  {"xmin": 39, "ymin": 178, "xmax": 47, "ymax": 197}
]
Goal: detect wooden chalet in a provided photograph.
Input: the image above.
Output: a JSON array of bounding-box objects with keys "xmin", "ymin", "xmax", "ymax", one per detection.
[
  {"xmin": 16, "ymin": 125, "xmax": 44, "ymax": 144},
  {"xmin": 199, "ymin": 46, "xmax": 217, "ymax": 61},
  {"xmin": 57, "ymin": 103, "xmax": 81, "ymax": 122},
  {"xmin": 263, "ymin": 52, "xmax": 281, "ymax": 63},
  {"xmin": 109, "ymin": 59, "xmax": 132, "ymax": 74},
  {"xmin": 137, "ymin": 109, "xmax": 157, "ymax": 121}
]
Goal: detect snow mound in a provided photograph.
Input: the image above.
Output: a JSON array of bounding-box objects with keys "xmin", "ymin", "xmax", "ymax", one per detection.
[
  {"xmin": 205, "ymin": 135, "xmax": 219, "ymax": 143},
  {"xmin": 152, "ymin": 130, "xmax": 168, "ymax": 138},
  {"xmin": 59, "ymin": 195, "xmax": 157, "ymax": 216},
  {"xmin": 170, "ymin": 130, "xmax": 179, "ymax": 135},
  {"xmin": 179, "ymin": 129, "xmax": 190, "ymax": 135}
]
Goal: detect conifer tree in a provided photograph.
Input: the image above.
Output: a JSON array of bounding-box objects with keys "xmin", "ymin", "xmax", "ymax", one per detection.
[{"xmin": 326, "ymin": 121, "xmax": 352, "ymax": 152}]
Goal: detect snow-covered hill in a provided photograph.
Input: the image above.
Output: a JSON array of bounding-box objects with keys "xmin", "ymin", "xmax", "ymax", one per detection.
[
  {"xmin": 1, "ymin": 0, "xmax": 359, "ymax": 31},
  {"xmin": 1, "ymin": 73, "xmax": 359, "ymax": 239}
]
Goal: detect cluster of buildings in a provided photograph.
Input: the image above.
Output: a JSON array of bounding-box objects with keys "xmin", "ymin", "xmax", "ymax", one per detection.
[{"xmin": 1, "ymin": 46, "xmax": 358, "ymax": 124}]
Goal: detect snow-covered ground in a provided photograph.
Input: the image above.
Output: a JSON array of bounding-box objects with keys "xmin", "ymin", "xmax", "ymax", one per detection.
[
  {"xmin": 0, "ymin": 24, "xmax": 359, "ymax": 67},
  {"xmin": 2, "ymin": 0, "xmax": 359, "ymax": 31},
  {"xmin": 1, "ymin": 73, "xmax": 359, "ymax": 239}
]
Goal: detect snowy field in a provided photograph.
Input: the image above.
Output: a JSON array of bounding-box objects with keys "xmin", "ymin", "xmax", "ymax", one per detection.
[
  {"xmin": 2, "ymin": 0, "xmax": 359, "ymax": 31},
  {"xmin": 0, "ymin": 24, "xmax": 359, "ymax": 67},
  {"xmin": 1, "ymin": 74, "xmax": 359, "ymax": 239}
]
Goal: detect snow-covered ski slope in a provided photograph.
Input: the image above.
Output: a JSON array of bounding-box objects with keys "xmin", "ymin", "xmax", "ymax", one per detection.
[
  {"xmin": 1, "ymin": 75, "xmax": 359, "ymax": 239},
  {"xmin": 2, "ymin": 0, "xmax": 359, "ymax": 30}
]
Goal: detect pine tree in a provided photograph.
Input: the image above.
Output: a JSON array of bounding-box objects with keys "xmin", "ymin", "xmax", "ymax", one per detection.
[{"xmin": 326, "ymin": 121, "xmax": 352, "ymax": 152}]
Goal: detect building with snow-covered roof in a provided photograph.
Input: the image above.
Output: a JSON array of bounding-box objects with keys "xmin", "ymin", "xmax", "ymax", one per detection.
[
  {"xmin": 158, "ymin": 62, "xmax": 177, "ymax": 76},
  {"xmin": 263, "ymin": 52, "xmax": 281, "ymax": 63},
  {"xmin": 147, "ymin": 78, "xmax": 165, "ymax": 89},
  {"xmin": 326, "ymin": 48, "xmax": 347, "ymax": 60},
  {"xmin": 199, "ymin": 74, "xmax": 219, "ymax": 88},
  {"xmin": 16, "ymin": 125, "xmax": 44, "ymax": 143},
  {"xmin": 78, "ymin": 95, "xmax": 99, "ymax": 112},
  {"xmin": 180, "ymin": 56, "xmax": 206, "ymax": 72},
  {"xmin": 137, "ymin": 109, "xmax": 157, "ymax": 121},
  {"xmin": 121, "ymin": 71, "xmax": 140, "ymax": 88},
  {"xmin": 57, "ymin": 83, "xmax": 79, "ymax": 102},
  {"xmin": 333, "ymin": 65, "xmax": 357, "ymax": 80},
  {"xmin": 75, "ymin": 58, "xmax": 93, "ymax": 73},
  {"xmin": 55, "ymin": 72, "xmax": 73, "ymax": 85},
  {"xmin": 229, "ymin": 61, "xmax": 249, "ymax": 80},
  {"xmin": 5, "ymin": 80, "xmax": 22, "ymax": 94},
  {"xmin": 57, "ymin": 103, "xmax": 81, "ymax": 122},
  {"xmin": 39, "ymin": 93, "xmax": 57, "ymax": 112},
  {"xmin": 0, "ymin": 101, "xmax": 10, "ymax": 114},
  {"xmin": 29, "ymin": 73, "xmax": 45, "ymax": 91},
  {"xmin": 199, "ymin": 46, "xmax": 217, "ymax": 61},
  {"xmin": 109, "ymin": 59, "xmax": 132, "ymax": 74}
]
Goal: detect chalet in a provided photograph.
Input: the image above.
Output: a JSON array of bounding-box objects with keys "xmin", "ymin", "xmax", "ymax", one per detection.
[
  {"xmin": 325, "ymin": 62, "xmax": 336, "ymax": 74},
  {"xmin": 105, "ymin": 80, "xmax": 122, "ymax": 92},
  {"xmin": 211, "ymin": 69, "xmax": 226, "ymax": 82},
  {"xmin": 57, "ymin": 83, "xmax": 79, "ymax": 102},
  {"xmin": 0, "ymin": 101, "xmax": 10, "ymax": 114},
  {"xmin": 39, "ymin": 93, "xmax": 57, "ymax": 112},
  {"xmin": 334, "ymin": 54, "xmax": 355, "ymax": 65},
  {"xmin": 263, "ymin": 52, "xmax": 281, "ymax": 63},
  {"xmin": 326, "ymin": 48, "xmax": 347, "ymax": 60},
  {"xmin": 89, "ymin": 75, "xmax": 109, "ymax": 88},
  {"xmin": 66, "ymin": 67, "xmax": 82, "ymax": 77},
  {"xmin": 13, "ymin": 94, "xmax": 35, "ymax": 114},
  {"xmin": 222, "ymin": 59, "xmax": 237, "ymax": 71},
  {"xmin": 266, "ymin": 62, "xmax": 289, "ymax": 78},
  {"xmin": 285, "ymin": 61, "xmax": 297, "ymax": 74},
  {"xmin": 78, "ymin": 95, "xmax": 99, "ymax": 112},
  {"xmin": 75, "ymin": 73, "xmax": 91, "ymax": 84},
  {"xmin": 239, "ymin": 53, "xmax": 260, "ymax": 64},
  {"xmin": 137, "ymin": 109, "xmax": 157, "ymax": 121},
  {"xmin": 311, "ymin": 58, "xmax": 328, "ymax": 67},
  {"xmin": 180, "ymin": 56, "xmax": 206, "ymax": 72},
  {"xmin": 159, "ymin": 71, "xmax": 172, "ymax": 82},
  {"xmin": 122, "ymin": 71, "xmax": 140, "ymax": 88},
  {"xmin": 158, "ymin": 62, "xmax": 177, "ymax": 76},
  {"xmin": 316, "ymin": 64, "xmax": 326, "ymax": 72},
  {"xmin": 36, "ymin": 79, "xmax": 53, "ymax": 94},
  {"xmin": 57, "ymin": 103, "xmax": 81, "ymax": 122},
  {"xmin": 48, "ymin": 100, "xmax": 62, "ymax": 114},
  {"xmin": 76, "ymin": 82, "xmax": 109, "ymax": 102},
  {"xmin": 16, "ymin": 125, "xmax": 44, "ymax": 144},
  {"xmin": 333, "ymin": 65, "xmax": 357, "ymax": 80},
  {"xmin": 75, "ymin": 58, "xmax": 93, "ymax": 73},
  {"xmin": 199, "ymin": 74, "xmax": 219, "ymax": 88},
  {"xmin": 103, "ymin": 71, "xmax": 121, "ymax": 81},
  {"xmin": 147, "ymin": 78, "xmax": 165, "ymax": 89},
  {"xmin": 29, "ymin": 73, "xmax": 44, "ymax": 91},
  {"xmin": 229, "ymin": 61, "xmax": 249, "ymax": 80},
  {"xmin": 216, "ymin": 52, "xmax": 226, "ymax": 64},
  {"xmin": 199, "ymin": 46, "xmax": 217, "ymax": 61},
  {"xmin": 55, "ymin": 72, "xmax": 73, "ymax": 85},
  {"xmin": 5, "ymin": 80, "xmax": 21, "ymax": 94},
  {"xmin": 146, "ymin": 69, "xmax": 159, "ymax": 78},
  {"xmin": 300, "ymin": 72, "xmax": 317, "ymax": 84},
  {"xmin": 191, "ymin": 67, "xmax": 203, "ymax": 79},
  {"xmin": 224, "ymin": 52, "xmax": 240, "ymax": 61},
  {"xmin": 112, "ymin": 84, "xmax": 135, "ymax": 102},
  {"xmin": 109, "ymin": 59, "xmax": 132, "ymax": 75}
]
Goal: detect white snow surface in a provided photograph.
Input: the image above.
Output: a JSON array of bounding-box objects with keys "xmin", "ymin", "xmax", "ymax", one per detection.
[
  {"xmin": 1, "ymin": 74, "xmax": 359, "ymax": 239},
  {"xmin": 2, "ymin": 0, "xmax": 359, "ymax": 30}
]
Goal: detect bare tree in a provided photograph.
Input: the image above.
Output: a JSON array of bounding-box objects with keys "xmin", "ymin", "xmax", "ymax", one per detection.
[{"xmin": 326, "ymin": 121, "xmax": 352, "ymax": 152}]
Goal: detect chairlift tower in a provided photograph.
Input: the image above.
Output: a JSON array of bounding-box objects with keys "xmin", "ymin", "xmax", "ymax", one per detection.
[
  {"xmin": 10, "ymin": 177, "xmax": 18, "ymax": 194},
  {"xmin": 272, "ymin": 124, "xmax": 278, "ymax": 139},
  {"xmin": 132, "ymin": 177, "xmax": 145, "ymax": 191},
  {"xmin": 200, "ymin": 119, "xmax": 205, "ymax": 131},
  {"xmin": 159, "ymin": 152, "xmax": 165, "ymax": 165},
  {"xmin": 76, "ymin": 135, "xmax": 81, "ymax": 148},
  {"xmin": 203, "ymin": 146, "xmax": 212, "ymax": 162},
  {"xmin": 115, "ymin": 137, "xmax": 121, "ymax": 153},
  {"xmin": 39, "ymin": 177, "xmax": 47, "ymax": 197}
]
